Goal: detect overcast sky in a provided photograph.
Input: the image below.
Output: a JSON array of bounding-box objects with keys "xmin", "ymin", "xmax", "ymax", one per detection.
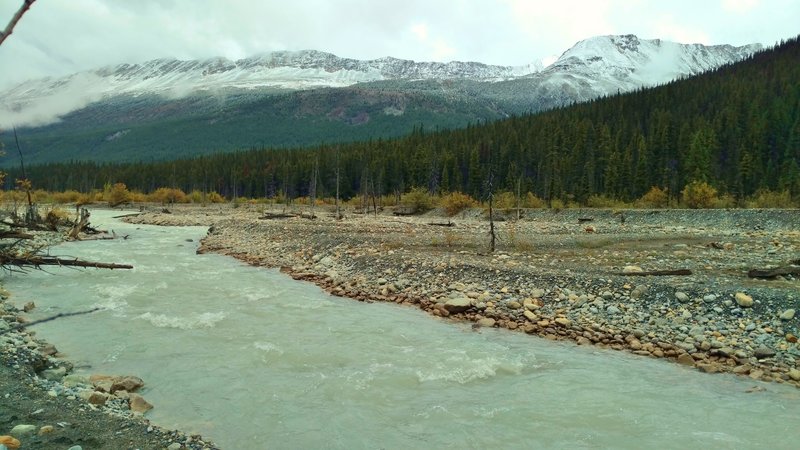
[{"xmin": 0, "ymin": 0, "xmax": 798, "ymax": 89}]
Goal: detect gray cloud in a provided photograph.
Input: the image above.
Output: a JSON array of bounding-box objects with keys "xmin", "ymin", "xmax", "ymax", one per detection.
[{"xmin": 0, "ymin": 0, "xmax": 798, "ymax": 91}]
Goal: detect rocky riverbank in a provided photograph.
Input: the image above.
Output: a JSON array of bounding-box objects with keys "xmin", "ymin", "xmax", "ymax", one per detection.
[
  {"xmin": 128, "ymin": 204, "xmax": 800, "ymax": 387},
  {"xmin": 0, "ymin": 227, "xmax": 219, "ymax": 450}
]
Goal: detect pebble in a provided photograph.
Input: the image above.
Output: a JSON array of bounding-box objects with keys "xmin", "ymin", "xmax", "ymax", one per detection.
[
  {"xmin": 735, "ymin": 292, "xmax": 754, "ymax": 307},
  {"xmin": 167, "ymin": 443, "xmax": 182, "ymax": 450},
  {"xmin": 622, "ymin": 265, "xmax": 643, "ymax": 274},
  {"xmin": 9, "ymin": 425, "xmax": 36, "ymax": 437},
  {"xmin": 754, "ymin": 346, "xmax": 776, "ymax": 359},
  {"xmin": 675, "ymin": 292, "xmax": 690, "ymax": 303},
  {"xmin": 443, "ymin": 297, "xmax": 471, "ymax": 313},
  {"xmin": 476, "ymin": 318, "xmax": 496, "ymax": 327},
  {"xmin": 0, "ymin": 436, "xmax": 20, "ymax": 450},
  {"xmin": 779, "ymin": 309, "xmax": 795, "ymax": 320}
]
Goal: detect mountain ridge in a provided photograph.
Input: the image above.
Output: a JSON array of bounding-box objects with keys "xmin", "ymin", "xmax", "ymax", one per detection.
[{"xmin": 0, "ymin": 34, "xmax": 763, "ymax": 165}]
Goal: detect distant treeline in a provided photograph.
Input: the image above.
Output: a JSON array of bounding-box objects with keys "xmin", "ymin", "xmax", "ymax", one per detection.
[{"xmin": 9, "ymin": 36, "xmax": 800, "ymax": 204}]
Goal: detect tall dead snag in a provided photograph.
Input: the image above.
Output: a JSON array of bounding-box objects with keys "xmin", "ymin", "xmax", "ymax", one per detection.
[
  {"xmin": 308, "ymin": 157, "xmax": 319, "ymax": 220},
  {"xmin": 0, "ymin": 0, "xmax": 36, "ymax": 47},
  {"xmin": 484, "ymin": 142, "xmax": 496, "ymax": 253},
  {"xmin": 335, "ymin": 146, "xmax": 342, "ymax": 220}
]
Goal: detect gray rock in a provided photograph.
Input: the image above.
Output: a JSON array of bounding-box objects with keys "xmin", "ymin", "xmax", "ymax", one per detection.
[
  {"xmin": 630, "ymin": 285, "xmax": 648, "ymax": 299},
  {"xmin": 779, "ymin": 309, "xmax": 795, "ymax": 320},
  {"xmin": 675, "ymin": 292, "xmax": 690, "ymax": 303},
  {"xmin": 606, "ymin": 305, "xmax": 620, "ymax": 315},
  {"xmin": 10, "ymin": 424, "xmax": 37, "ymax": 436},
  {"xmin": 754, "ymin": 346, "xmax": 776, "ymax": 359},
  {"xmin": 703, "ymin": 294, "xmax": 717, "ymax": 303},
  {"xmin": 530, "ymin": 288, "xmax": 545, "ymax": 298},
  {"xmin": 167, "ymin": 443, "xmax": 182, "ymax": 450},
  {"xmin": 716, "ymin": 347, "xmax": 735, "ymax": 357},
  {"xmin": 67, "ymin": 446, "xmax": 83, "ymax": 450},
  {"xmin": 41, "ymin": 366, "xmax": 67, "ymax": 381}
]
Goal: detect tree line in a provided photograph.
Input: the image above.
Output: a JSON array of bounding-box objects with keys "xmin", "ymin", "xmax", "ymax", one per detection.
[{"xmin": 8, "ymin": 36, "xmax": 800, "ymax": 206}]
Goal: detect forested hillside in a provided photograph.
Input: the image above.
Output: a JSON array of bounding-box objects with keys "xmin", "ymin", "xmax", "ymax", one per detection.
[{"xmin": 11, "ymin": 36, "xmax": 800, "ymax": 204}]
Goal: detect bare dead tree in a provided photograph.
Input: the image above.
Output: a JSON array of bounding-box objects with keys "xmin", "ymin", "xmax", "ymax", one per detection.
[
  {"xmin": 309, "ymin": 157, "xmax": 318, "ymax": 219},
  {"xmin": 484, "ymin": 143, "xmax": 496, "ymax": 253},
  {"xmin": 335, "ymin": 146, "xmax": 342, "ymax": 219},
  {"xmin": 0, "ymin": 0, "xmax": 36, "ymax": 47}
]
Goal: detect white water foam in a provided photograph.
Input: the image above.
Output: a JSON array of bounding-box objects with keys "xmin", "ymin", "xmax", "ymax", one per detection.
[
  {"xmin": 92, "ymin": 284, "xmax": 137, "ymax": 310},
  {"xmin": 253, "ymin": 341, "xmax": 284, "ymax": 355},
  {"xmin": 415, "ymin": 355, "xmax": 525, "ymax": 384},
  {"xmin": 136, "ymin": 311, "xmax": 226, "ymax": 330}
]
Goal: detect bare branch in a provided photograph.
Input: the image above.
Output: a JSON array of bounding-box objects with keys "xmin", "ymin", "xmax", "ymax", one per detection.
[
  {"xmin": 0, "ymin": 0, "xmax": 36, "ymax": 47},
  {"xmin": 0, "ymin": 308, "xmax": 100, "ymax": 336}
]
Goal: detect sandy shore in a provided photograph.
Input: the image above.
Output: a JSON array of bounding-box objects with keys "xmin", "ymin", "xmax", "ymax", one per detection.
[{"xmin": 127, "ymin": 203, "xmax": 800, "ymax": 387}]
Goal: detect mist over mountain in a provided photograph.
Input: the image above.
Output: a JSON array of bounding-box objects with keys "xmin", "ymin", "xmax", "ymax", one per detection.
[{"xmin": 0, "ymin": 35, "xmax": 761, "ymax": 165}]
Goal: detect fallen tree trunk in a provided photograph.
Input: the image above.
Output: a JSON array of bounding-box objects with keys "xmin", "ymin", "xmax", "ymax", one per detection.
[
  {"xmin": 0, "ymin": 230, "xmax": 33, "ymax": 239},
  {"xmin": 747, "ymin": 266, "xmax": 800, "ymax": 279},
  {"xmin": 0, "ymin": 255, "xmax": 133, "ymax": 270},
  {"xmin": 259, "ymin": 212, "xmax": 297, "ymax": 219},
  {"xmin": 615, "ymin": 269, "xmax": 693, "ymax": 276},
  {"xmin": 428, "ymin": 221, "xmax": 455, "ymax": 227}
]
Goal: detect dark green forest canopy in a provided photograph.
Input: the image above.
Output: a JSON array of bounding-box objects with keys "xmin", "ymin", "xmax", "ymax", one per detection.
[{"xmin": 11, "ymin": 36, "xmax": 800, "ymax": 202}]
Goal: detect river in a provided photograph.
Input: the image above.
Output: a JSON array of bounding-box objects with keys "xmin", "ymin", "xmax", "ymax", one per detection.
[{"xmin": 5, "ymin": 210, "xmax": 799, "ymax": 449}]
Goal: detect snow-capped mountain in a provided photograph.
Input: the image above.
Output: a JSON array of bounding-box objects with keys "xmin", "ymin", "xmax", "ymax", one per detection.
[
  {"xmin": 0, "ymin": 51, "xmax": 544, "ymax": 127},
  {"xmin": 0, "ymin": 35, "xmax": 760, "ymax": 128},
  {"xmin": 537, "ymin": 34, "xmax": 761, "ymax": 94}
]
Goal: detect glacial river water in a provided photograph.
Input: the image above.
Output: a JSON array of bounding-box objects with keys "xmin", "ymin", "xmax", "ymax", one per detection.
[{"xmin": 5, "ymin": 210, "xmax": 799, "ymax": 449}]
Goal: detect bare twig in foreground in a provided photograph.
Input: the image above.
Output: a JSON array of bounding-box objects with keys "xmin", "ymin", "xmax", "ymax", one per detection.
[{"xmin": 0, "ymin": 0, "xmax": 36, "ymax": 47}]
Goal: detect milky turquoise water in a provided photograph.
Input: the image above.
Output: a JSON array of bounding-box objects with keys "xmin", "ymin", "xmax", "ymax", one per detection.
[{"xmin": 6, "ymin": 210, "xmax": 799, "ymax": 449}]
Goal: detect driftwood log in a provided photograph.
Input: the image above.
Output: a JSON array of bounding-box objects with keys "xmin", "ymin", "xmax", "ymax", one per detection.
[
  {"xmin": 260, "ymin": 212, "xmax": 297, "ymax": 220},
  {"xmin": 67, "ymin": 208, "xmax": 91, "ymax": 240},
  {"xmin": 615, "ymin": 269, "xmax": 693, "ymax": 276},
  {"xmin": 0, "ymin": 230, "xmax": 33, "ymax": 239},
  {"xmin": 748, "ymin": 266, "xmax": 800, "ymax": 279},
  {"xmin": 0, "ymin": 255, "xmax": 133, "ymax": 270},
  {"xmin": 428, "ymin": 221, "xmax": 455, "ymax": 227}
]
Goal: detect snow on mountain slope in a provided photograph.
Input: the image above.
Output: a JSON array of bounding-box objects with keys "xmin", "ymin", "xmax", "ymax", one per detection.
[
  {"xmin": 538, "ymin": 34, "xmax": 762, "ymax": 95},
  {"xmin": 0, "ymin": 35, "xmax": 761, "ymax": 128}
]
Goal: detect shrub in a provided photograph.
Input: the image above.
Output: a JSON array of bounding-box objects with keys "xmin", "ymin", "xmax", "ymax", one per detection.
[
  {"xmin": 745, "ymin": 189, "xmax": 796, "ymax": 208},
  {"xmin": 207, "ymin": 191, "xmax": 225, "ymax": 203},
  {"xmin": 106, "ymin": 182, "xmax": 132, "ymax": 207},
  {"xmin": 188, "ymin": 190, "xmax": 205, "ymax": 204},
  {"xmin": 52, "ymin": 190, "xmax": 82, "ymax": 204},
  {"xmin": 681, "ymin": 181, "xmax": 718, "ymax": 209},
  {"xmin": 492, "ymin": 191, "xmax": 518, "ymax": 211},
  {"xmin": 149, "ymin": 187, "xmax": 188, "ymax": 204},
  {"xmin": 549, "ymin": 198, "xmax": 565, "ymax": 211},
  {"xmin": 439, "ymin": 191, "xmax": 477, "ymax": 216},
  {"xmin": 400, "ymin": 187, "xmax": 434, "ymax": 213},
  {"xmin": 523, "ymin": 192, "xmax": 546, "ymax": 208},
  {"xmin": 713, "ymin": 194, "xmax": 737, "ymax": 209},
  {"xmin": 636, "ymin": 186, "xmax": 670, "ymax": 208}
]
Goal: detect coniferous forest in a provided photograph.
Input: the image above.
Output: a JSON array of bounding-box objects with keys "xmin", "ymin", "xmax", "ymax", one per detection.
[{"xmin": 10, "ymin": 36, "xmax": 800, "ymax": 205}]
